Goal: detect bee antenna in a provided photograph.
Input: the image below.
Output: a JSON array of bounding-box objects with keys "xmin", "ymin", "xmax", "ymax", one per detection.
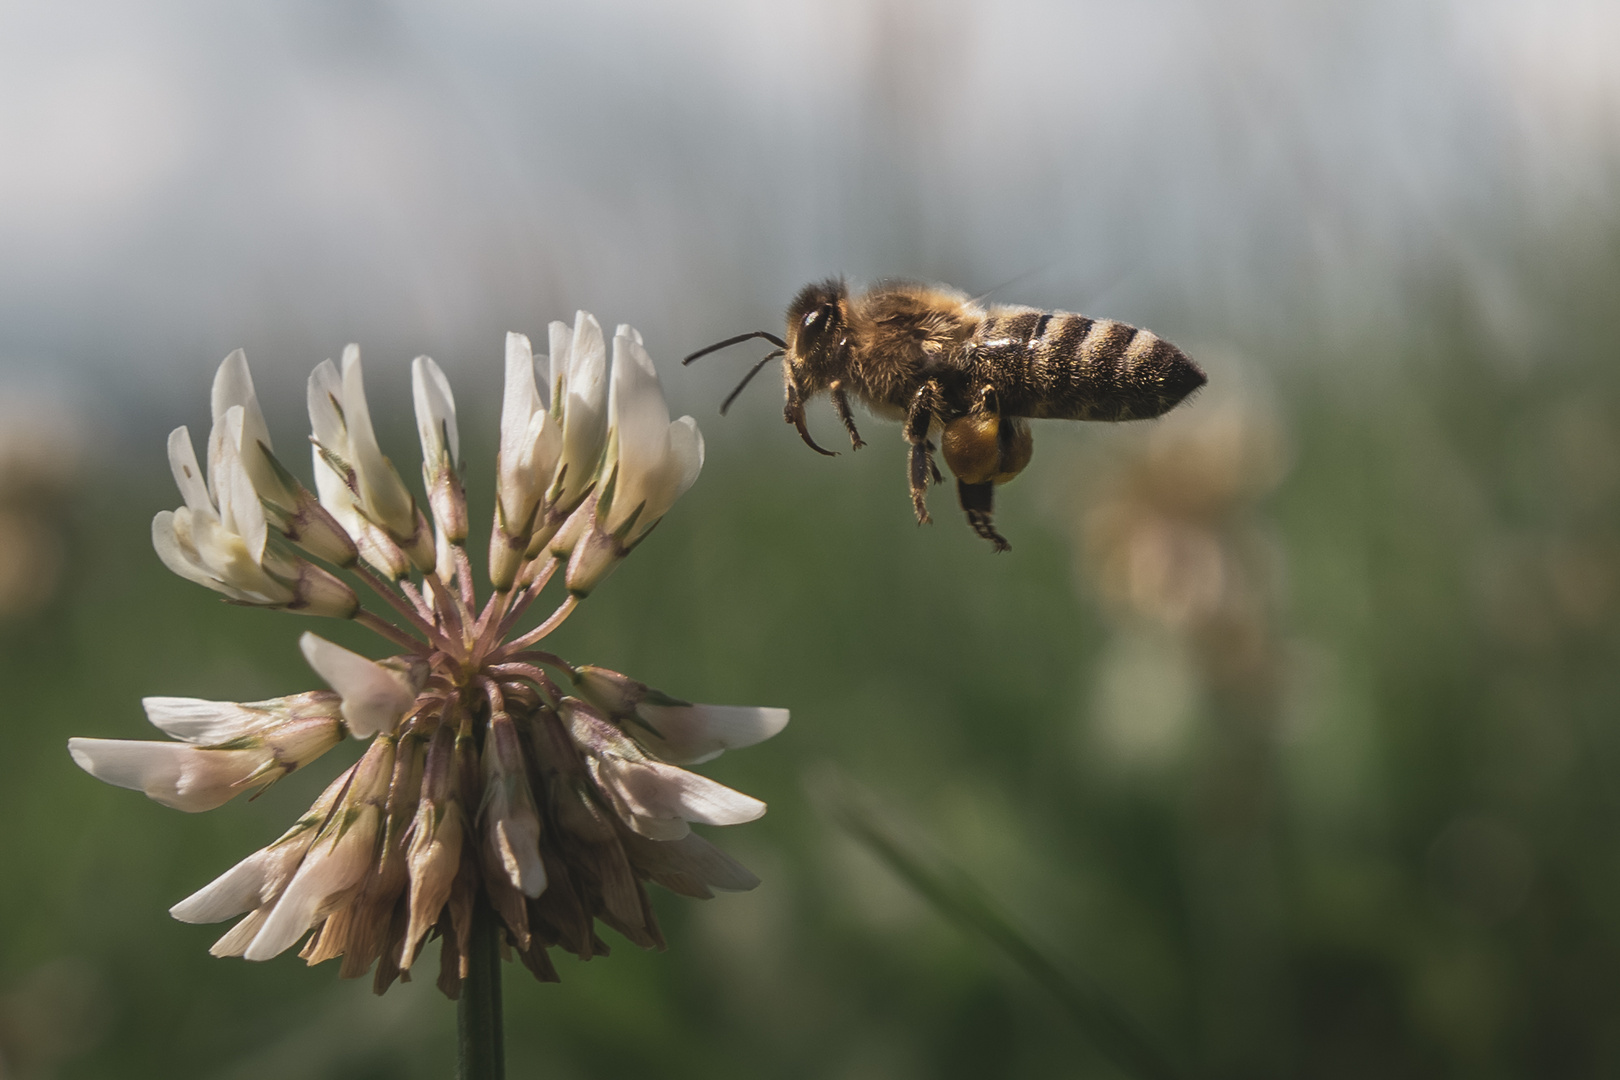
[
  {"xmin": 683, "ymin": 331, "xmax": 788, "ymax": 366},
  {"xmin": 719, "ymin": 350, "xmax": 785, "ymax": 415}
]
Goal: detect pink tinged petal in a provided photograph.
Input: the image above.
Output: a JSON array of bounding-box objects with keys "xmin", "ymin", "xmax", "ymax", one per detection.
[
  {"xmin": 483, "ymin": 714, "xmax": 547, "ymax": 897},
  {"xmin": 619, "ymin": 830, "xmax": 761, "ymax": 897},
  {"xmin": 166, "ymin": 427, "xmax": 213, "ymax": 516},
  {"xmin": 634, "ymin": 703, "xmax": 790, "ymax": 765},
  {"xmin": 563, "ymin": 511, "xmax": 625, "ymax": 597},
  {"xmin": 67, "ymin": 738, "xmax": 270, "ymax": 812},
  {"xmin": 612, "ymin": 759, "xmax": 767, "ymax": 826},
  {"xmin": 591, "ymin": 755, "xmax": 766, "ymax": 839},
  {"xmin": 411, "ymin": 355, "xmax": 459, "ymax": 469},
  {"xmin": 401, "ymin": 799, "xmax": 462, "ymax": 969},
  {"xmin": 299, "ymin": 633, "xmax": 423, "ymax": 737}
]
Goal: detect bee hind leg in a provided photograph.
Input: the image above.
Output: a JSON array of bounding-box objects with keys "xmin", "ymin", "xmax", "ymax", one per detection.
[
  {"xmin": 904, "ymin": 381, "xmax": 944, "ymax": 525},
  {"xmin": 956, "ymin": 480, "xmax": 1011, "ymax": 553},
  {"xmin": 830, "ymin": 385, "xmax": 866, "ymax": 450}
]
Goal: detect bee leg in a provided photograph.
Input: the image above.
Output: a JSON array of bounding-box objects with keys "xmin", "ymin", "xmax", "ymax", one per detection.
[
  {"xmin": 928, "ymin": 447, "xmax": 943, "ymax": 486},
  {"xmin": 956, "ymin": 480, "xmax": 1011, "ymax": 553},
  {"xmin": 903, "ymin": 381, "xmax": 943, "ymax": 525},
  {"xmin": 785, "ymin": 382, "xmax": 838, "ymax": 457},
  {"xmin": 829, "ymin": 383, "xmax": 866, "ymax": 450}
]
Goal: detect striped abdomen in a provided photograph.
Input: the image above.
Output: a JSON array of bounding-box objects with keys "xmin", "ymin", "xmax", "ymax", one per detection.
[{"xmin": 969, "ymin": 307, "xmax": 1206, "ymax": 422}]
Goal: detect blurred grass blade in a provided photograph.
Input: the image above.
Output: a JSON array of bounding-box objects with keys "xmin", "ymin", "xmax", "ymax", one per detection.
[{"xmin": 829, "ymin": 790, "xmax": 1188, "ymax": 1080}]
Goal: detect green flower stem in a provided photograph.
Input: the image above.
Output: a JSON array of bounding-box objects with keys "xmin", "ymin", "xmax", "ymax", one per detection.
[
  {"xmin": 458, "ymin": 897, "xmax": 506, "ymax": 1080},
  {"xmin": 837, "ymin": 803, "xmax": 1189, "ymax": 1080}
]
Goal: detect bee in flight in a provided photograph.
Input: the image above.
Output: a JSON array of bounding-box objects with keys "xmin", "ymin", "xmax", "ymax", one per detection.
[{"xmin": 684, "ymin": 279, "xmax": 1207, "ymax": 551}]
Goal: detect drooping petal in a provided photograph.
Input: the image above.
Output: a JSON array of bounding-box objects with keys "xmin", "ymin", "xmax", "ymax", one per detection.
[
  {"xmin": 171, "ymin": 764, "xmax": 356, "ymax": 924},
  {"xmin": 618, "ymin": 830, "xmax": 761, "ymax": 898},
  {"xmin": 299, "ymin": 633, "xmax": 424, "ymax": 737},
  {"xmin": 142, "ymin": 690, "xmax": 343, "ymax": 744},
  {"xmin": 596, "ymin": 756, "xmax": 767, "ymax": 830},
  {"xmin": 634, "ymin": 703, "xmax": 790, "ymax": 765},
  {"xmin": 482, "ymin": 712, "xmax": 547, "ymax": 897},
  {"xmin": 243, "ymin": 737, "xmax": 394, "ymax": 961},
  {"xmin": 67, "ymin": 738, "xmax": 270, "ymax": 812}
]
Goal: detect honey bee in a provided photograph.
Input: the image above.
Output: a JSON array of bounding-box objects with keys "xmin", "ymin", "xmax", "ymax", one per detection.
[{"xmin": 684, "ymin": 279, "xmax": 1207, "ymax": 551}]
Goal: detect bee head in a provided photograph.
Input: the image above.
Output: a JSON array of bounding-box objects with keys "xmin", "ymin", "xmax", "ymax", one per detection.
[{"xmin": 785, "ymin": 278, "xmax": 850, "ymax": 391}]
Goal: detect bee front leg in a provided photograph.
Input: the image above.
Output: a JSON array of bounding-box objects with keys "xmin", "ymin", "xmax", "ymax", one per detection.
[
  {"xmin": 785, "ymin": 382, "xmax": 838, "ymax": 457},
  {"xmin": 829, "ymin": 383, "xmax": 866, "ymax": 450},
  {"xmin": 903, "ymin": 381, "xmax": 942, "ymax": 525},
  {"xmin": 956, "ymin": 480, "xmax": 1011, "ymax": 553}
]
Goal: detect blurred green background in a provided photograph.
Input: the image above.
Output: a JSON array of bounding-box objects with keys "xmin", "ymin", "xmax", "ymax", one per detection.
[{"xmin": 3, "ymin": 1, "xmax": 1620, "ymax": 1077}]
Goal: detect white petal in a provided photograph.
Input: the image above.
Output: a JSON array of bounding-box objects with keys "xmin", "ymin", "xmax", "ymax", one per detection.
[
  {"xmin": 214, "ymin": 431, "xmax": 268, "ymax": 561},
  {"xmin": 306, "ymin": 359, "xmax": 347, "ymax": 458},
  {"xmin": 603, "ymin": 328, "xmax": 693, "ymax": 537},
  {"xmin": 600, "ymin": 757, "xmax": 766, "ymax": 827},
  {"xmin": 299, "ymin": 633, "xmax": 419, "ymax": 737},
  {"xmin": 242, "ymin": 811, "xmax": 377, "ymax": 960},
  {"xmin": 143, "ymin": 697, "xmax": 262, "ymax": 743},
  {"xmin": 187, "ymin": 514, "xmax": 290, "ymax": 604},
  {"xmin": 170, "ymin": 848, "xmax": 280, "ymax": 923},
  {"xmin": 631, "ymin": 415, "xmax": 703, "ymax": 536},
  {"xmin": 211, "ymin": 908, "xmax": 271, "ymax": 957},
  {"xmin": 68, "ymin": 738, "xmax": 268, "ymax": 812},
  {"xmin": 411, "ymin": 355, "xmax": 459, "ymax": 467},
  {"xmin": 339, "ymin": 346, "xmax": 416, "ymax": 538},
  {"xmin": 152, "ymin": 510, "xmax": 232, "ymax": 594},
  {"xmin": 554, "ymin": 312, "xmax": 608, "ymax": 507},
  {"xmin": 211, "ymin": 348, "xmax": 273, "ymax": 456},
  {"xmin": 500, "ymin": 332, "xmax": 542, "ymax": 461},
  {"xmin": 546, "ymin": 320, "xmax": 571, "ymax": 409},
  {"xmin": 635, "ymin": 704, "xmax": 789, "ymax": 764},
  {"xmin": 166, "ymin": 427, "xmax": 214, "ymax": 516}
]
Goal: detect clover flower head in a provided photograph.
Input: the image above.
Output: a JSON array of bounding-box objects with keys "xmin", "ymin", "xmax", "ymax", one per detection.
[{"xmin": 71, "ymin": 321, "xmax": 785, "ymax": 997}]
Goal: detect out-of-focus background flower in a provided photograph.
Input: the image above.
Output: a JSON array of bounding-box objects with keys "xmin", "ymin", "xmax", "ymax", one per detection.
[{"xmin": 3, "ymin": 0, "xmax": 1618, "ymax": 1075}]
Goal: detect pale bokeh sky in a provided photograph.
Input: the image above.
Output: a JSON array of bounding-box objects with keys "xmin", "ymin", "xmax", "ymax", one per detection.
[{"xmin": 0, "ymin": 0, "xmax": 1616, "ymax": 437}]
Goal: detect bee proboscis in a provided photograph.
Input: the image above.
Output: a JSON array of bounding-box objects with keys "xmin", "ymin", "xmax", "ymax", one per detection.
[{"xmin": 684, "ymin": 279, "xmax": 1207, "ymax": 551}]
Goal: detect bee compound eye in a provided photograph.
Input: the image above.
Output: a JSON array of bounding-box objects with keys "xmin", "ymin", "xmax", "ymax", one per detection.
[{"xmin": 802, "ymin": 308, "xmax": 823, "ymax": 330}]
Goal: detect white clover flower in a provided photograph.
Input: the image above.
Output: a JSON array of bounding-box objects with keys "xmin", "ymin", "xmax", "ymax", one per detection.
[
  {"xmin": 308, "ymin": 345, "xmax": 435, "ymax": 576},
  {"xmin": 153, "ymin": 420, "xmax": 357, "ymax": 617},
  {"xmin": 565, "ymin": 326, "xmax": 704, "ymax": 596},
  {"xmin": 71, "ymin": 320, "xmax": 784, "ymax": 999},
  {"xmin": 488, "ymin": 313, "xmax": 612, "ymax": 591}
]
